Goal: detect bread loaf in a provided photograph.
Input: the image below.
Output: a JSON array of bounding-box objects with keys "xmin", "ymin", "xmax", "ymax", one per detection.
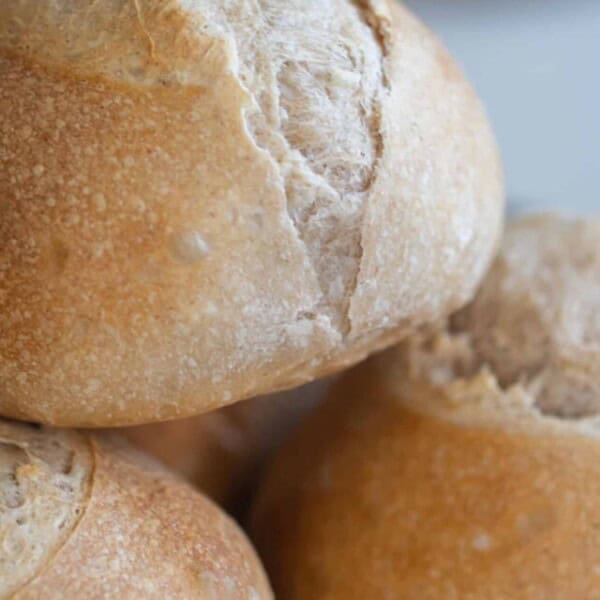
[
  {"xmin": 250, "ymin": 214, "xmax": 600, "ymax": 600},
  {"xmin": 0, "ymin": 0, "xmax": 503, "ymax": 426},
  {"xmin": 0, "ymin": 420, "xmax": 272, "ymax": 599},
  {"xmin": 122, "ymin": 379, "xmax": 329, "ymax": 508}
]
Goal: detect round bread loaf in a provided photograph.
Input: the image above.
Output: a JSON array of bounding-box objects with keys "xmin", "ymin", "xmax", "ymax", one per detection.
[
  {"xmin": 122, "ymin": 379, "xmax": 329, "ymax": 508},
  {"xmin": 250, "ymin": 214, "xmax": 600, "ymax": 600},
  {"xmin": 0, "ymin": 420, "xmax": 272, "ymax": 599},
  {"xmin": 0, "ymin": 0, "xmax": 503, "ymax": 426}
]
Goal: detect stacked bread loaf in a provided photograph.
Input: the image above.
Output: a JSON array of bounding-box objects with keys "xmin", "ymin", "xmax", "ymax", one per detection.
[
  {"xmin": 251, "ymin": 214, "xmax": 600, "ymax": 599},
  {"xmin": 12, "ymin": 0, "xmax": 598, "ymax": 598},
  {"xmin": 1, "ymin": 420, "xmax": 272, "ymax": 598}
]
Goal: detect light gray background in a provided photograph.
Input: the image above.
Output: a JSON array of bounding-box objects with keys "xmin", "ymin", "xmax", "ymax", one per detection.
[{"xmin": 403, "ymin": 0, "xmax": 599, "ymax": 215}]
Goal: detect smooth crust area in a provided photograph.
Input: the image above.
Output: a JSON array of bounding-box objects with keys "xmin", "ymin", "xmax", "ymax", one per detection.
[
  {"xmin": 251, "ymin": 362, "xmax": 600, "ymax": 600},
  {"xmin": 122, "ymin": 379, "xmax": 329, "ymax": 508},
  {"xmin": 0, "ymin": 421, "xmax": 91, "ymax": 598},
  {"xmin": 0, "ymin": 0, "xmax": 503, "ymax": 425},
  {"xmin": 12, "ymin": 433, "xmax": 272, "ymax": 599}
]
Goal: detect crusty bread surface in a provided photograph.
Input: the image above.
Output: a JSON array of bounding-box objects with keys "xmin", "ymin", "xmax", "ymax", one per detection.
[
  {"xmin": 0, "ymin": 421, "xmax": 272, "ymax": 599},
  {"xmin": 0, "ymin": 0, "xmax": 503, "ymax": 425},
  {"xmin": 250, "ymin": 214, "xmax": 600, "ymax": 600}
]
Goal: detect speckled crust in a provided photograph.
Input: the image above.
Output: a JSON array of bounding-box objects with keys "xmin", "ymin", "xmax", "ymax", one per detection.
[
  {"xmin": 250, "ymin": 214, "xmax": 600, "ymax": 600},
  {"xmin": 121, "ymin": 379, "xmax": 330, "ymax": 508},
  {"xmin": 0, "ymin": 0, "xmax": 503, "ymax": 426},
  {"xmin": 2, "ymin": 424, "xmax": 272, "ymax": 600}
]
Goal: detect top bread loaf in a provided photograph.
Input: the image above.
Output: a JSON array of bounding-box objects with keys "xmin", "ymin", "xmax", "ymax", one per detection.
[{"xmin": 0, "ymin": 0, "xmax": 503, "ymax": 426}]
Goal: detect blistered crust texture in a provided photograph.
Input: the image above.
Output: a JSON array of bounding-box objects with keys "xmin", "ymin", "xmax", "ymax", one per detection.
[
  {"xmin": 0, "ymin": 421, "xmax": 91, "ymax": 598},
  {"xmin": 0, "ymin": 0, "xmax": 503, "ymax": 425}
]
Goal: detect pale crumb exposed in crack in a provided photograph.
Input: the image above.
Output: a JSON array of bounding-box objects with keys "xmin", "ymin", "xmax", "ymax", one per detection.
[
  {"xmin": 181, "ymin": 0, "xmax": 389, "ymax": 333},
  {"xmin": 388, "ymin": 215, "xmax": 600, "ymax": 421},
  {"xmin": 0, "ymin": 421, "xmax": 92, "ymax": 597}
]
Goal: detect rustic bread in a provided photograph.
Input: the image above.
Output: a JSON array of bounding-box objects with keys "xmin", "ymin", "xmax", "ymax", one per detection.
[
  {"xmin": 250, "ymin": 214, "xmax": 600, "ymax": 599},
  {"xmin": 0, "ymin": 0, "xmax": 503, "ymax": 425},
  {"xmin": 0, "ymin": 420, "xmax": 272, "ymax": 599}
]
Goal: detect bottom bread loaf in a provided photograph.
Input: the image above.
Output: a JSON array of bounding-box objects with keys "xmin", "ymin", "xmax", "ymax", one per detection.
[
  {"xmin": 0, "ymin": 419, "xmax": 272, "ymax": 599},
  {"xmin": 250, "ymin": 214, "xmax": 600, "ymax": 599},
  {"xmin": 121, "ymin": 379, "xmax": 329, "ymax": 510}
]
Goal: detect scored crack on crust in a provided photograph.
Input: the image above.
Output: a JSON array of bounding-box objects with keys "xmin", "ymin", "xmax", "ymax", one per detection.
[
  {"xmin": 1, "ymin": 425, "xmax": 273, "ymax": 599},
  {"xmin": 2, "ymin": 0, "xmax": 390, "ymax": 335},
  {"xmin": 0, "ymin": 421, "xmax": 93, "ymax": 598},
  {"xmin": 344, "ymin": 0, "xmax": 392, "ymax": 336},
  {"xmin": 19, "ymin": 434, "xmax": 274, "ymax": 599},
  {"xmin": 220, "ymin": 0, "xmax": 391, "ymax": 334}
]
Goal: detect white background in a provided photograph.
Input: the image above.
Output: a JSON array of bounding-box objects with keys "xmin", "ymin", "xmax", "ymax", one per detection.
[{"xmin": 403, "ymin": 0, "xmax": 599, "ymax": 215}]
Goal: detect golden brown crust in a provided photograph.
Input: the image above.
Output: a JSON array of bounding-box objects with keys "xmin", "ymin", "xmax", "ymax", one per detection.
[
  {"xmin": 0, "ymin": 50, "xmax": 329, "ymax": 426},
  {"xmin": 0, "ymin": 0, "xmax": 503, "ymax": 426},
  {"xmin": 250, "ymin": 214, "xmax": 600, "ymax": 599},
  {"xmin": 10, "ymin": 431, "xmax": 272, "ymax": 599},
  {"xmin": 251, "ymin": 363, "xmax": 600, "ymax": 600}
]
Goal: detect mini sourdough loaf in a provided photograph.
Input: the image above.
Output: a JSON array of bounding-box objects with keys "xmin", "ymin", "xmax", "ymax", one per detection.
[
  {"xmin": 123, "ymin": 379, "xmax": 329, "ymax": 508},
  {"xmin": 250, "ymin": 214, "xmax": 600, "ymax": 600},
  {"xmin": 0, "ymin": 0, "xmax": 503, "ymax": 426},
  {"xmin": 0, "ymin": 420, "xmax": 272, "ymax": 599}
]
